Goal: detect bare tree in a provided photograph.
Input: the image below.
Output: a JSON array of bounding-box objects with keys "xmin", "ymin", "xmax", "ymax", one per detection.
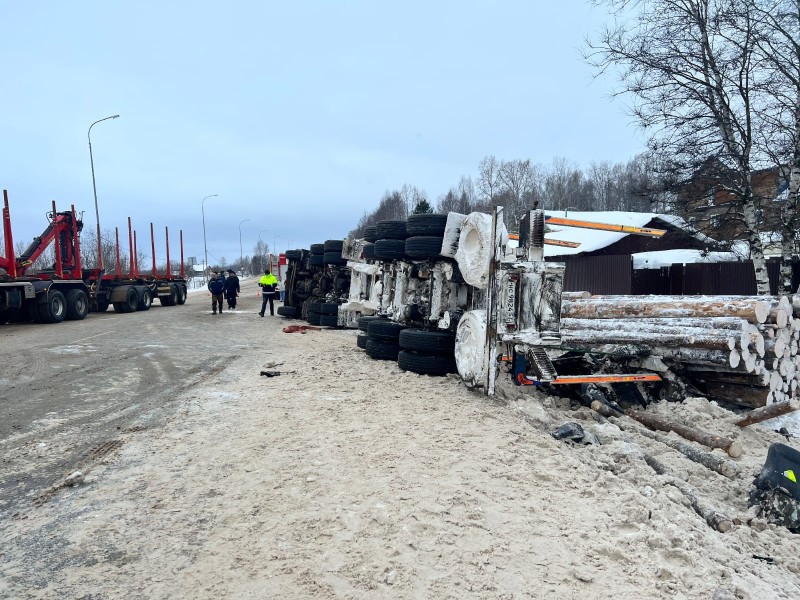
[
  {"xmin": 476, "ymin": 155, "xmax": 501, "ymax": 210},
  {"xmin": 747, "ymin": 0, "xmax": 800, "ymax": 291},
  {"xmin": 587, "ymin": 0, "xmax": 773, "ymax": 294},
  {"xmin": 498, "ymin": 159, "xmax": 536, "ymax": 229}
]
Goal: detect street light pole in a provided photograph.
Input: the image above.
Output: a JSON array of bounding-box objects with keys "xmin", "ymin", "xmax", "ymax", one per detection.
[
  {"xmin": 202, "ymin": 194, "xmax": 218, "ymax": 284},
  {"xmin": 239, "ymin": 218, "xmax": 250, "ymax": 276},
  {"xmin": 259, "ymin": 229, "xmax": 268, "ymax": 273},
  {"xmin": 88, "ymin": 114, "xmax": 120, "ymax": 270}
]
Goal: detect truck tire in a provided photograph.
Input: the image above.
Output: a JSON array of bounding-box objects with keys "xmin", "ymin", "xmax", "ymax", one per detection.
[
  {"xmin": 323, "ymin": 251, "xmax": 346, "ymax": 265},
  {"xmin": 358, "ymin": 315, "xmax": 383, "ymax": 331},
  {"xmin": 307, "ymin": 312, "xmax": 322, "ymax": 326},
  {"xmin": 160, "ymin": 284, "xmax": 178, "ymax": 306},
  {"xmin": 39, "ymin": 289, "xmax": 67, "ymax": 323},
  {"xmin": 65, "ymin": 289, "xmax": 89, "ymax": 321},
  {"xmin": 356, "ymin": 334, "xmax": 368, "ymax": 349},
  {"xmin": 310, "ymin": 243, "xmax": 325, "ymax": 255},
  {"xmin": 362, "ymin": 243, "xmax": 376, "ymax": 260},
  {"xmin": 398, "ymin": 350, "xmax": 457, "ymax": 376},
  {"xmin": 176, "ymin": 285, "xmax": 187, "ymax": 305},
  {"xmin": 406, "ymin": 213, "xmax": 448, "ymax": 237},
  {"xmin": 376, "ymin": 220, "xmax": 407, "ymax": 240},
  {"xmin": 319, "ymin": 314, "xmax": 339, "ymax": 327},
  {"xmin": 399, "ymin": 329, "xmax": 455, "ymax": 354},
  {"xmin": 367, "ymin": 319, "xmax": 406, "ymax": 340},
  {"xmin": 277, "ymin": 305, "xmax": 297, "ymax": 317},
  {"xmin": 366, "ymin": 338, "xmax": 400, "ymax": 361},
  {"xmin": 318, "ymin": 303, "xmax": 339, "ymax": 315},
  {"xmin": 137, "ymin": 287, "xmax": 153, "ymax": 311},
  {"xmin": 373, "ymin": 239, "xmax": 405, "ymax": 260},
  {"xmin": 405, "ymin": 236, "xmax": 445, "ymax": 259},
  {"xmin": 323, "ymin": 239, "xmax": 344, "ymax": 252},
  {"xmin": 310, "ymin": 254, "xmax": 324, "ymax": 266},
  {"xmin": 114, "ymin": 287, "xmax": 139, "ymax": 313},
  {"xmin": 363, "ymin": 226, "xmax": 378, "ymax": 243},
  {"xmin": 285, "ymin": 249, "xmax": 303, "ymax": 261}
]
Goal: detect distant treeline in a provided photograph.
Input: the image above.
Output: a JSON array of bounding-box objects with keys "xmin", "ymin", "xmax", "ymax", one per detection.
[{"xmin": 349, "ymin": 153, "xmax": 673, "ymax": 237}]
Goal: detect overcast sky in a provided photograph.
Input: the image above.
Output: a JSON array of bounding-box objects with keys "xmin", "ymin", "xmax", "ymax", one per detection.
[{"xmin": 0, "ymin": 1, "xmax": 645, "ymax": 269}]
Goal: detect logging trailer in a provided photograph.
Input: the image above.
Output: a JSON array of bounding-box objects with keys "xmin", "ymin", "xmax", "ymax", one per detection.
[{"xmin": 0, "ymin": 189, "xmax": 188, "ymax": 325}]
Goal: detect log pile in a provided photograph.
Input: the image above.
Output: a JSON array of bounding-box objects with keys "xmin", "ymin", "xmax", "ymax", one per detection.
[{"xmin": 560, "ymin": 295, "xmax": 800, "ymax": 408}]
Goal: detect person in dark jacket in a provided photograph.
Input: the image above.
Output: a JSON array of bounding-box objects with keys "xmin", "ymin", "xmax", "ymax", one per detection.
[
  {"xmin": 224, "ymin": 269, "xmax": 240, "ymax": 309},
  {"xmin": 207, "ymin": 271, "xmax": 226, "ymax": 314}
]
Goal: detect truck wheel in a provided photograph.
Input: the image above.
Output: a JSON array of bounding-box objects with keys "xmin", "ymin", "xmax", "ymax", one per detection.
[
  {"xmin": 373, "ymin": 239, "xmax": 405, "ymax": 260},
  {"xmin": 405, "ymin": 236, "xmax": 445, "ymax": 259},
  {"xmin": 356, "ymin": 334, "xmax": 368, "ymax": 349},
  {"xmin": 323, "ymin": 251, "xmax": 346, "ymax": 265},
  {"xmin": 398, "ymin": 350, "xmax": 457, "ymax": 376},
  {"xmin": 363, "ymin": 226, "xmax": 378, "ymax": 243},
  {"xmin": 137, "ymin": 288, "xmax": 153, "ymax": 311},
  {"xmin": 65, "ymin": 289, "xmax": 89, "ymax": 321},
  {"xmin": 176, "ymin": 285, "xmax": 187, "ymax": 305},
  {"xmin": 115, "ymin": 287, "xmax": 139, "ymax": 313},
  {"xmin": 376, "ymin": 220, "xmax": 407, "ymax": 240},
  {"xmin": 323, "ymin": 239, "xmax": 344, "ymax": 252},
  {"xmin": 318, "ymin": 303, "xmax": 339, "ymax": 315},
  {"xmin": 310, "ymin": 243, "xmax": 325, "ymax": 255},
  {"xmin": 38, "ymin": 289, "xmax": 67, "ymax": 323},
  {"xmin": 319, "ymin": 314, "xmax": 339, "ymax": 328},
  {"xmin": 160, "ymin": 284, "xmax": 178, "ymax": 306},
  {"xmin": 398, "ymin": 329, "xmax": 455, "ymax": 354},
  {"xmin": 367, "ymin": 319, "xmax": 406, "ymax": 340},
  {"xmin": 366, "ymin": 338, "xmax": 400, "ymax": 360},
  {"xmin": 357, "ymin": 315, "xmax": 383, "ymax": 331},
  {"xmin": 406, "ymin": 213, "xmax": 448, "ymax": 237},
  {"xmin": 307, "ymin": 312, "xmax": 322, "ymax": 326},
  {"xmin": 277, "ymin": 306, "xmax": 297, "ymax": 317}
]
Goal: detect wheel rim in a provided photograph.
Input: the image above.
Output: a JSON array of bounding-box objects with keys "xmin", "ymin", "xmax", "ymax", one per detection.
[
  {"xmin": 76, "ymin": 294, "xmax": 87, "ymax": 314},
  {"xmin": 52, "ymin": 296, "xmax": 65, "ymax": 317}
]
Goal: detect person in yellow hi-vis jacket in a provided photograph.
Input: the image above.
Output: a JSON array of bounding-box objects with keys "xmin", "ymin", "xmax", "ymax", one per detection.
[{"xmin": 258, "ymin": 269, "xmax": 279, "ymax": 316}]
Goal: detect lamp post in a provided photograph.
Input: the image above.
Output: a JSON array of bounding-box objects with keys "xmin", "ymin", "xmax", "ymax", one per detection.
[
  {"xmin": 259, "ymin": 229, "xmax": 268, "ymax": 273},
  {"xmin": 88, "ymin": 114, "xmax": 120, "ymax": 270},
  {"xmin": 202, "ymin": 194, "xmax": 218, "ymax": 283},
  {"xmin": 239, "ymin": 218, "xmax": 250, "ymax": 275}
]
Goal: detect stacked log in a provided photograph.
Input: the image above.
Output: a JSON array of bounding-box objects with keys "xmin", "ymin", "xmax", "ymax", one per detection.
[{"xmin": 560, "ymin": 294, "xmax": 800, "ymax": 409}]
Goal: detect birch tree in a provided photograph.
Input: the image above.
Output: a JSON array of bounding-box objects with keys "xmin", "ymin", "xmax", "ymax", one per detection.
[{"xmin": 587, "ymin": 0, "xmax": 773, "ymax": 294}]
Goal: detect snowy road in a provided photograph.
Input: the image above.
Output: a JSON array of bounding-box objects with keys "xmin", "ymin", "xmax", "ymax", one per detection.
[{"xmin": 0, "ymin": 283, "xmax": 245, "ymax": 516}]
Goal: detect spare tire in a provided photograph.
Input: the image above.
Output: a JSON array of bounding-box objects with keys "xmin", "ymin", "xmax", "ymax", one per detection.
[
  {"xmin": 406, "ymin": 213, "xmax": 448, "ymax": 237},
  {"xmin": 454, "ymin": 212, "xmax": 494, "ymax": 289},
  {"xmin": 373, "ymin": 239, "xmax": 405, "ymax": 260},
  {"xmin": 324, "ymin": 239, "xmax": 344, "ymax": 252},
  {"xmin": 310, "ymin": 243, "xmax": 325, "ymax": 255},
  {"xmin": 376, "ymin": 220, "xmax": 407, "ymax": 240}
]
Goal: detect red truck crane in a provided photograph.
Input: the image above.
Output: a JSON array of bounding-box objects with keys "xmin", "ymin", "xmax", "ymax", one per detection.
[{"xmin": 0, "ymin": 189, "xmax": 188, "ymax": 325}]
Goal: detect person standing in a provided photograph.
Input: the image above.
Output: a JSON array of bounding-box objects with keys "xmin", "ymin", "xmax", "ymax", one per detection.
[
  {"xmin": 224, "ymin": 269, "xmax": 240, "ymax": 310},
  {"xmin": 258, "ymin": 269, "xmax": 279, "ymax": 316},
  {"xmin": 208, "ymin": 271, "xmax": 226, "ymax": 314}
]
